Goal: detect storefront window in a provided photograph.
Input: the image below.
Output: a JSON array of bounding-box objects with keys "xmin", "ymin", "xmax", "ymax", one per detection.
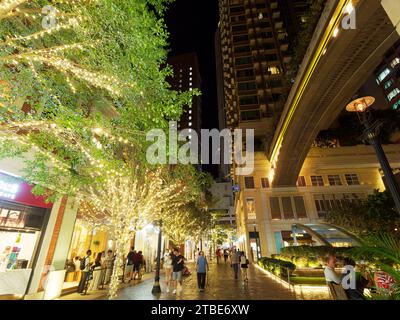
[
  {"xmin": 0, "ymin": 172, "xmax": 51, "ymax": 296},
  {"xmin": 0, "ymin": 201, "xmax": 47, "ymax": 272}
]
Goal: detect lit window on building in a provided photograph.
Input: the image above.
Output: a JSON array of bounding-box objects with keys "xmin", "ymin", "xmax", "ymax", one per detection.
[
  {"xmin": 189, "ymin": 110, "xmax": 192, "ymax": 114},
  {"xmin": 294, "ymin": 196, "xmax": 307, "ymax": 218},
  {"xmin": 188, "ymin": 116, "xmax": 192, "ymax": 120},
  {"xmin": 269, "ymin": 197, "xmax": 281, "ymax": 220},
  {"xmin": 376, "ymin": 68, "xmax": 390, "ymax": 84},
  {"xmin": 297, "ymin": 176, "xmax": 306, "ymax": 187},
  {"xmin": 311, "ymin": 175, "xmax": 324, "ymax": 186},
  {"xmin": 245, "ymin": 198, "xmax": 256, "ymax": 220},
  {"xmin": 345, "ymin": 174, "xmax": 360, "ymax": 185},
  {"xmin": 384, "ymin": 79, "xmax": 394, "ymax": 90},
  {"xmin": 244, "ymin": 176, "xmax": 255, "ymax": 189},
  {"xmin": 387, "ymin": 88, "xmax": 400, "ymax": 101},
  {"xmin": 189, "ymin": 67, "xmax": 192, "ymax": 71},
  {"xmin": 393, "ymin": 100, "xmax": 400, "ymax": 110},
  {"xmin": 267, "ymin": 66, "xmax": 281, "ymax": 75},
  {"xmin": 390, "ymin": 57, "xmax": 400, "ymax": 68},
  {"xmin": 261, "ymin": 177, "xmax": 269, "ymax": 188},
  {"xmin": 328, "ymin": 175, "xmax": 342, "ymax": 186}
]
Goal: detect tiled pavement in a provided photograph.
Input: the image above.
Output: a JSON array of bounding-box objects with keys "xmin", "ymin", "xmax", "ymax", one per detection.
[
  {"xmin": 93, "ymin": 262, "xmax": 328, "ymax": 300},
  {"xmin": 60, "ymin": 261, "xmax": 329, "ymax": 300}
]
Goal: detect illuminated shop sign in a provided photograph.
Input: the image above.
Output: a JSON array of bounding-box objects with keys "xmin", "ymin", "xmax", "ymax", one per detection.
[{"xmin": 0, "ymin": 180, "xmax": 19, "ymax": 200}]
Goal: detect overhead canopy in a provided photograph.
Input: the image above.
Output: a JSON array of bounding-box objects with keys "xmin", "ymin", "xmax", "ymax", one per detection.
[{"xmin": 292, "ymin": 223, "xmax": 360, "ymax": 247}]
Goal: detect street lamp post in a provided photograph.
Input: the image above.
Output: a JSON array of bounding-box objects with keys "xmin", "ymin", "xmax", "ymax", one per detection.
[
  {"xmin": 346, "ymin": 96, "xmax": 400, "ymax": 214},
  {"xmin": 151, "ymin": 219, "xmax": 163, "ymax": 294}
]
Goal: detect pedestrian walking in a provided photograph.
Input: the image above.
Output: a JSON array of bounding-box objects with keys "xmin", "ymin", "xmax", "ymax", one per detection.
[
  {"xmin": 223, "ymin": 249, "xmax": 229, "ymax": 263},
  {"xmin": 73, "ymin": 256, "xmax": 81, "ymax": 281},
  {"xmin": 163, "ymin": 250, "xmax": 173, "ymax": 292},
  {"xmin": 88, "ymin": 252, "xmax": 103, "ymax": 291},
  {"xmin": 196, "ymin": 251, "xmax": 209, "ymax": 291},
  {"xmin": 125, "ymin": 247, "xmax": 136, "ymax": 281},
  {"xmin": 77, "ymin": 249, "xmax": 92, "ymax": 294},
  {"xmin": 230, "ymin": 248, "xmax": 240, "ymax": 280},
  {"xmin": 215, "ymin": 248, "xmax": 221, "ymax": 264},
  {"xmin": 171, "ymin": 248, "xmax": 185, "ymax": 294},
  {"xmin": 240, "ymin": 251, "xmax": 249, "ymax": 282},
  {"xmin": 104, "ymin": 249, "xmax": 114, "ymax": 284},
  {"xmin": 133, "ymin": 251, "xmax": 144, "ymax": 280}
]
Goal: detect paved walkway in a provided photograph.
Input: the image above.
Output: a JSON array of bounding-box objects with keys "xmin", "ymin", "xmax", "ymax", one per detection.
[
  {"xmin": 60, "ymin": 262, "xmax": 329, "ymax": 300},
  {"xmin": 107, "ymin": 262, "xmax": 327, "ymax": 300}
]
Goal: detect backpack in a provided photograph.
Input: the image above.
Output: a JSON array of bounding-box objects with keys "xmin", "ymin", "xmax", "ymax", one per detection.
[{"xmin": 80, "ymin": 257, "xmax": 87, "ymax": 271}]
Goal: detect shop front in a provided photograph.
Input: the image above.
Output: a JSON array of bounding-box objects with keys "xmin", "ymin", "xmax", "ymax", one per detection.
[
  {"xmin": 134, "ymin": 224, "xmax": 163, "ymax": 273},
  {"xmin": 63, "ymin": 218, "xmax": 111, "ymax": 290},
  {"xmin": 0, "ymin": 172, "xmax": 52, "ymax": 297}
]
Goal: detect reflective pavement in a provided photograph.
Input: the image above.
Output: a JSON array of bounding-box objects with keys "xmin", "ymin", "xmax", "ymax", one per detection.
[{"xmin": 102, "ymin": 261, "xmax": 329, "ymax": 300}]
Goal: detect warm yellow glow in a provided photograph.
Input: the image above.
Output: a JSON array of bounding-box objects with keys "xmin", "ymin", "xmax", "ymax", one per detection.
[{"xmin": 270, "ymin": 0, "xmax": 352, "ymax": 168}]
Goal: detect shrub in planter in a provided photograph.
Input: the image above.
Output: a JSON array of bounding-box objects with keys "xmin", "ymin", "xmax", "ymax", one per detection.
[
  {"xmin": 294, "ymin": 256, "xmax": 309, "ymax": 268},
  {"xmin": 273, "ymin": 254, "xmax": 293, "ymax": 263},
  {"xmin": 258, "ymin": 257, "xmax": 296, "ymax": 277},
  {"xmin": 279, "ymin": 245, "xmax": 352, "ymax": 268},
  {"xmin": 308, "ymin": 257, "xmax": 321, "ymax": 268}
]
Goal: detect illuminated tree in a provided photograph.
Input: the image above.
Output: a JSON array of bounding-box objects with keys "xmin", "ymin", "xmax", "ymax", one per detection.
[{"xmin": 0, "ymin": 0, "xmax": 205, "ymax": 299}]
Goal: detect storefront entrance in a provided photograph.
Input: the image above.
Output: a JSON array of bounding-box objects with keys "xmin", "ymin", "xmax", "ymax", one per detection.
[{"xmin": 0, "ymin": 172, "xmax": 51, "ymax": 296}]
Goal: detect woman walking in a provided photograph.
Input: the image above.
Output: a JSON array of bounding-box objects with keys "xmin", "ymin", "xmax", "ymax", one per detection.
[
  {"xmin": 133, "ymin": 251, "xmax": 144, "ymax": 280},
  {"xmin": 240, "ymin": 251, "xmax": 249, "ymax": 282},
  {"xmin": 163, "ymin": 250, "xmax": 173, "ymax": 292},
  {"xmin": 196, "ymin": 251, "xmax": 209, "ymax": 292},
  {"xmin": 88, "ymin": 252, "xmax": 103, "ymax": 291}
]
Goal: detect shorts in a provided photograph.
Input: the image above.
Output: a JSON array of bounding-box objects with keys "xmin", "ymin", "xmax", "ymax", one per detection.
[
  {"xmin": 133, "ymin": 263, "xmax": 141, "ymax": 272},
  {"xmin": 172, "ymin": 271, "xmax": 182, "ymax": 281},
  {"xmin": 125, "ymin": 264, "xmax": 133, "ymax": 274},
  {"xmin": 241, "ymin": 264, "xmax": 248, "ymax": 269}
]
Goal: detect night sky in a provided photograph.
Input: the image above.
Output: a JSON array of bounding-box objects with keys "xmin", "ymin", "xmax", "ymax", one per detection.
[{"xmin": 165, "ymin": 0, "xmax": 220, "ymax": 177}]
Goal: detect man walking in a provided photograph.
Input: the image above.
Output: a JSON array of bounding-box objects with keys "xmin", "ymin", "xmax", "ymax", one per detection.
[
  {"xmin": 196, "ymin": 251, "xmax": 209, "ymax": 291},
  {"xmin": 172, "ymin": 248, "xmax": 185, "ymax": 294},
  {"xmin": 230, "ymin": 248, "xmax": 240, "ymax": 280},
  {"xmin": 77, "ymin": 249, "xmax": 92, "ymax": 294},
  {"xmin": 104, "ymin": 250, "xmax": 114, "ymax": 284},
  {"xmin": 125, "ymin": 247, "xmax": 135, "ymax": 281}
]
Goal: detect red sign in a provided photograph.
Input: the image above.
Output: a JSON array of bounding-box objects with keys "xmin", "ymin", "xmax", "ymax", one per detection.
[
  {"xmin": 374, "ymin": 271, "xmax": 396, "ymax": 290},
  {"xmin": 0, "ymin": 172, "xmax": 53, "ymax": 209}
]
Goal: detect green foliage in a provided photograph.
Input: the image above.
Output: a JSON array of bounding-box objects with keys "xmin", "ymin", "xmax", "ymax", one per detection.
[
  {"xmin": 349, "ymin": 233, "xmax": 400, "ymax": 300},
  {"xmin": 0, "ymin": 0, "xmax": 200, "ymax": 201},
  {"xmin": 326, "ymin": 190, "xmax": 400, "ymax": 240},
  {"xmin": 287, "ymin": 0, "xmax": 327, "ymax": 81},
  {"xmin": 258, "ymin": 257, "xmax": 296, "ymax": 277},
  {"xmin": 276, "ymin": 245, "xmax": 352, "ymax": 268}
]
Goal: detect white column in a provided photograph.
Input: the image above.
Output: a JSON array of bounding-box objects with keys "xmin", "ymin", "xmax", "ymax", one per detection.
[
  {"xmin": 381, "ymin": 0, "xmax": 400, "ymax": 35},
  {"xmin": 27, "ymin": 198, "xmax": 62, "ymax": 295}
]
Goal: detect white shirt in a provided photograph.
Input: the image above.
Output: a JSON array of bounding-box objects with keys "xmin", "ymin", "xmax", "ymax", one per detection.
[
  {"xmin": 83, "ymin": 256, "xmax": 91, "ymax": 272},
  {"xmin": 324, "ymin": 266, "xmax": 341, "ymax": 284},
  {"xmin": 164, "ymin": 253, "xmax": 172, "ymax": 269}
]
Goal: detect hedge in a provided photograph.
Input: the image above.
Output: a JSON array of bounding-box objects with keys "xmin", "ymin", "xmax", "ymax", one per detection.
[
  {"xmin": 258, "ymin": 257, "xmax": 296, "ymax": 277},
  {"xmin": 274, "ymin": 246, "xmax": 353, "ymax": 268}
]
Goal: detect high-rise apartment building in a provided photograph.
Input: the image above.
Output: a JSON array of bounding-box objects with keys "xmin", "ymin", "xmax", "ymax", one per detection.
[
  {"xmin": 215, "ymin": 1, "xmax": 400, "ymax": 261},
  {"xmin": 167, "ymin": 53, "xmax": 202, "ymax": 140},
  {"xmin": 216, "ymin": 0, "xmax": 309, "ymax": 152},
  {"xmin": 372, "ymin": 41, "xmax": 400, "ymax": 111}
]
